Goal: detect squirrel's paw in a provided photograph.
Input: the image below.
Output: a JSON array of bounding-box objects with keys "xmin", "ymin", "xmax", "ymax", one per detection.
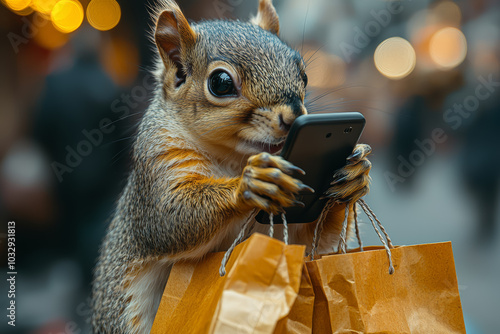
[
  {"xmin": 236, "ymin": 153, "xmax": 314, "ymax": 214},
  {"xmin": 324, "ymin": 144, "xmax": 372, "ymax": 203}
]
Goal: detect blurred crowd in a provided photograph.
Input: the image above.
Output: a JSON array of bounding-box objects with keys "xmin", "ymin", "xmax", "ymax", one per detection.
[{"xmin": 0, "ymin": 0, "xmax": 499, "ymax": 333}]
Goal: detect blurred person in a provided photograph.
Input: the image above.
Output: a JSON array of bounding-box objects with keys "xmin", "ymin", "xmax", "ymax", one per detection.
[
  {"xmin": 0, "ymin": 13, "xmax": 131, "ymax": 334},
  {"xmin": 31, "ymin": 26, "xmax": 130, "ymax": 282},
  {"xmin": 458, "ymin": 7, "xmax": 500, "ymax": 245},
  {"xmin": 458, "ymin": 92, "xmax": 500, "ymax": 245},
  {"xmin": 389, "ymin": 68, "xmax": 464, "ymax": 188}
]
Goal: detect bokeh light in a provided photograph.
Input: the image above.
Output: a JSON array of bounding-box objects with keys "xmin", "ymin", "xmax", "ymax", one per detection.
[
  {"xmin": 4, "ymin": 0, "xmax": 31, "ymax": 11},
  {"xmin": 374, "ymin": 37, "xmax": 416, "ymax": 80},
  {"xmin": 12, "ymin": 4, "xmax": 34, "ymax": 15},
  {"xmin": 31, "ymin": 0, "xmax": 58, "ymax": 16},
  {"xmin": 50, "ymin": 0, "xmax": 84, "ymax": 33},
  {"xmin": 87, "ymin": 0, "xmax": 121, "ymax": 31},
  {"xmin": 429, "ymin": 27, "xmax": 467, "ymax": 69},
  {"xmin": 102, "ymin": 36, "xmax": 140, "ymax": 86},
  {"xmin": 33, "ymin": 14, "xmax": 69, "ymax": 49}
]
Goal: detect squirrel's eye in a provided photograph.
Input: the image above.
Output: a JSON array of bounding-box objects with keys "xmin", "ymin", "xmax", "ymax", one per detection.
[
  {"xmin": 208, "ymin": 70, "xmax": 236, "ymax": 97},
  {"xmin": 302, "ymin": 73, "xmax": 308, "ymax": 87}
]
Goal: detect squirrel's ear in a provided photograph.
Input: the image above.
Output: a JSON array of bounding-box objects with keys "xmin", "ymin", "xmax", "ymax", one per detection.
[
  {"xmin": 251, "ymin": 0, "xmax": 280, "ymax": 35},
  {"xmin": 155, "ymin": 4, "xmax": 196, "ymax": 86}
]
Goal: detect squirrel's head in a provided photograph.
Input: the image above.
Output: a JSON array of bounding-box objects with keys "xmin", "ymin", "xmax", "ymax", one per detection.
[{"xmin": 153, "ymin": 0, "xmax": 307, "ymax": 157}]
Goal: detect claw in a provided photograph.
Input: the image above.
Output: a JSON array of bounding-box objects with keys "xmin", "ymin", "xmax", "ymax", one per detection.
[
  {"xmin": 299, "ymin": 184, "xmax": 315, "ymax": 193},
  {"xmin": 335, "ymin": 198, "xmax": 351, "ymax": 204},
  {"xmin": 290, "ymin": 165, "xmax": 306, "ymax": 175},
  {"xmin": 346, "ymin": 150, "xmax": 361, "ymax": 163},
  {"xmin": 321, "ymin": 193, "xmax": 349, "ymax": 203},
  {"xmin": 293, "ymin": 200, "xmax": 305, "ymax": 207},
  {"xmin": 330, "ymin": 176, "xmax": 347, "ymax": 185},
  {"xmin": 241, "ymin": 153, "xmax": 311, "ymax": 213},
  {"xmin": 281, "ymin": 163, "xmax": 305, "ymax": 175}
]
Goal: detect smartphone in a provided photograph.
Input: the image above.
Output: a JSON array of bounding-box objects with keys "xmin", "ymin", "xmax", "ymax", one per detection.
[{"xmin": 256, "ymin": 112, "xmax": 366, "ymax": 224}]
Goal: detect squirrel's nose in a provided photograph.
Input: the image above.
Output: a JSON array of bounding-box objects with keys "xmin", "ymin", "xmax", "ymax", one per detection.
[
  {"xmin": 278, "ymin": 103, "xmax": 306, "ymax": 132},
  {"xmin": 279, "ymin": 113, "xmax": 292, "ymax": 132}
]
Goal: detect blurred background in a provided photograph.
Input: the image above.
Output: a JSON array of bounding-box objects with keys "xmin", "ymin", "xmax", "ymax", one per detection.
[{"xmin": 0, "ymin": 0, "xmax": 498, "ymax": 333}]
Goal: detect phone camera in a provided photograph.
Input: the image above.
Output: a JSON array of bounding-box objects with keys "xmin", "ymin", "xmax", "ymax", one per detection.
[
  {"xmin": 325, "ymin": 132, "xmax": 332, "ymax": 138},
  {"xmin": 344, "ymin": 127, "xmax": 353, "ymax": 134}
]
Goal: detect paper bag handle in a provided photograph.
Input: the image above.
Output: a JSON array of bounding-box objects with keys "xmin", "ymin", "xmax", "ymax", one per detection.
[
  {"xmin": 268, "ymin": 212, "xmax": 289, "ymax": 244},
  {"xmin": 311, "ymin": 198, "xmax": 395, "ymax": 275},
  {"xmin": 219, "ymin": 209, "xmax": 258, "ymax": 276},
  {"xmin": 220, "ymin": 199, "xmax": 395, "ymax": 276}
]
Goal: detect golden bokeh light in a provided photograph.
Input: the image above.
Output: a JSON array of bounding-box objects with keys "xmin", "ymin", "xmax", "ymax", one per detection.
[
  {"xmin": 13, "ymin": 4, "xmax": 34, "ymax": 15},
  {"xmin": 102, "ymin": 36, "xmax": 140, "ymax": 86},
  {"xmin": 87, "ymin": 0, "xmax": 121, "ymax": 31},
  {"xmin": 51, "ymin": 0, "xmax": 84, "ymax": 33},
  {"xmin": 4, "ymin": 0, "xmax": 31, "ymax": 11},
  {"xmin": 429, "ymin": 27, "xmax": 467, "ymax": 69},
  {"xmin": 31, "ymin": 0, "xmax": 58, "ymax": 15},
  {"xmin": 33, "ymin": 14, "xmax": 69, "ymax": 49},
  {"xmin": 374, "ymin": 37, "xmax": 416, "ymax": 80}
]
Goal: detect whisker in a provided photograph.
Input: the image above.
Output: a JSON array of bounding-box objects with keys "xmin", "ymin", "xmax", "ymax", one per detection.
[
  {"xmin": 304, "ymin": 44, "xmax": 326, "ymax": 67},
  {"xmin": 104, "ymin": 135, "xmax": 136, "ymax": 146},
  {"xmin": 103, "ymin": 111, "xmax": 144, "ymax": 128},
  {"xmin": 305, "ymin": 52, "xmax": 324, "ymax": 69},
  {"xmin": 307, "ymin": 98, "xmax": 376, "ymax": 108},
  {"xmin": 308, "ymin": 103, "xmax": 394, "ymax": 116},
  {"xmin": 110, "ymin": 146, "xmax": 132, "ymax": 166},
  {"xmin": 306, "ymin": 90, "xmax": 338, "ymax": 104},
  {"xmin": 300, "ymin": 0, "xmax": 311, "ymax": 56},
  {"xmin": 305, "ymin": 84, "xmax": 376, "ymax": 104}
]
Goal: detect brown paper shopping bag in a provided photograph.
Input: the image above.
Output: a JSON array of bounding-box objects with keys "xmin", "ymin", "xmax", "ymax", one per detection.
[
  {"xmin": 273, "ymin": 264, "xmax": 315, "ymax": 334},
  {"xmin": 152, "ymin": 199, "xmax": 466, "ymax": 334},
  {"xmin": 300, "ymin": 198, "xmax": 466, "ymax": 334},
  {"xmin": 307, "ymin": 242, "xmax": 466, "ymax": 334},
  {"xmin": 151, "ymin": 233, "xmax": 306, "ymax": 334}
]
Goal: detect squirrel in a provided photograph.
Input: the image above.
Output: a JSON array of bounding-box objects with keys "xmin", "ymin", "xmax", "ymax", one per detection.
[{"xmin": 91, "ymin": 0, "xmax": 372, "ymax": 333}]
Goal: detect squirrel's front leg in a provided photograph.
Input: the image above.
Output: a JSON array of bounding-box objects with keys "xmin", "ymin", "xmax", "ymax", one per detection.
[
  {"xmin": 153, "ymin": 152, "xmax": 311, "ymax": 258},
  {"xmin": 235, "ymin": 152, "xmax": 313, "ymax": 215}
]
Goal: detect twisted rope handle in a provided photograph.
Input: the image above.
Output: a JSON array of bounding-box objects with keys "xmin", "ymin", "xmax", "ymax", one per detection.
[
  {"xmin": 268, "ymin": 212, "xmax": 287, "ymax": 243},
  {"xmin": 310, "ymin": 199, "xmax": 335, "ymax": 260},
  {"xmin": 358, "ymin": 200, "xmax": 395, "ymax": 274},
  {"xmin": 359, "ymin": 199, "xmax": 394, "ymax": 249},
  {"xmin": 336, "ymin": 204, "xmax": 351, "ymax": 254},
  {"xmin": 338, "ymin": 201, "xmax": 364, "ymax": 252},
  {"xmin": 219, "ymin": 208, "xmax": 289, "ymax": 276},
  {"xmin": 219, "ymin": 209, "xmax": 258, "ymax": 276},
  {"xmin": 310, "ymin": 198, "xmax": 394, "ymax": 275},
  {"xmin": 268, "ymin": 213, "xmax": 274, "ymax": 238},
  {"xmin": 354, "ymin": 201, "xmax": 363, "ymax": 251},
  {"xmin": 281, "ymin": 213, "xmax": 289, "ymax": 245},
  {"xmin": 220, "ymin": 198, "xmax": 395, "ymax": 276}
]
